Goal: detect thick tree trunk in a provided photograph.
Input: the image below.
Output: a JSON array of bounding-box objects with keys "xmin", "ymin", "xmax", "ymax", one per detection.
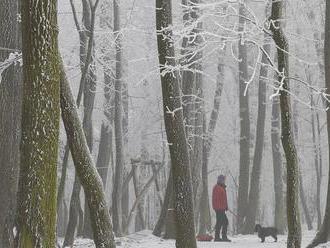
[
  {"xmin": 307, "ymin": 2, "xmax": 330, "ymax": 246},
  {"xmin": 156, "ymin": 1, "xmax": 197, "ymax": 247},
  {"xmin": 243, "ymin": 38, "xmax": 270, "ymax": 234},
  {"xmin": 271, "ymin": 95, "xmax": 286, "ymax": 234},
  {"xmin": 60, "ymin": 66, "xmax": 116, "ymax": 248},
  {"xmin": 270, "ymin": 1, "xmax": 301, "ymax": 247},
  {"xmin": 237, "ymin": 3, "xmax": 251, "ymax": 233},
  {"xmin": 15, "ymin": 0, "xmax": 60, "ymax": 246},
  {"xmin": 0, "ymin": 0, "xmax": 21, "ymax": 246},
  {"xmin": 112, "ymin": 0, "xmax": 125, "ymax": 236}
]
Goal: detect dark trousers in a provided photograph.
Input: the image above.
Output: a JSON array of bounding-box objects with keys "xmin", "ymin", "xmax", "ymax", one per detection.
[{"xmin": 215, "ymin": 210, "xmax": 228, "ymax": 239}]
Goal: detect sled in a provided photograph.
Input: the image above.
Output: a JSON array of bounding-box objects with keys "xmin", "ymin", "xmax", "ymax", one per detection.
[{"xmin": 196, "ymin": 234, "xmax": 213, "ymax": 242}]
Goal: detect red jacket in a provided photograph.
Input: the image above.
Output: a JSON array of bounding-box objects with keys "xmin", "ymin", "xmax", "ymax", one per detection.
[{"xmin": 212, "ymin": 184, "xmax": 228, "ymax": 211}]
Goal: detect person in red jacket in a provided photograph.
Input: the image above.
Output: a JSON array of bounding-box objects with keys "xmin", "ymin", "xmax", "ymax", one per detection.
[{"xmin": 212, "ymin": 175, "xmax": 231, "ymax": 242}]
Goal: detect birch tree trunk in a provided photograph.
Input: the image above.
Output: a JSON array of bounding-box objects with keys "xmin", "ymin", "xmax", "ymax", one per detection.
[
  {"xmin": 156, "ymin": 1, "xmax": 197, "ymax": 247},
  {"xmin": 270, "ymin": 1, "xmax": 301, "ymax": 247},
  {"xmin": 16, "ymin": 0, "xmax": 60, "ymax": 246}
]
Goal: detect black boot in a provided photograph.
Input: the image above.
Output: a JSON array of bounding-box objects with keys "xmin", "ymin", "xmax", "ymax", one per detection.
[
  {"xmin": 214, "ymin": 231, "xmax": 221, "ymax": 242},
  {"xmin": 221, "ymin": 236, "xmax": 231, "ymax": 242}
]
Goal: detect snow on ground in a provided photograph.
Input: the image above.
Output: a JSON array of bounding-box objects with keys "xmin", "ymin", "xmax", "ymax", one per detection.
[{"xmin": 68, "ymin": 230, "xmax": 330, "ymax": 248}]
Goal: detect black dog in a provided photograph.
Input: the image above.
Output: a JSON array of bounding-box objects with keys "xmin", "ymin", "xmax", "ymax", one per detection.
[{"xmin": 254, "ymin": 224, "xmax": 278, "ymax": 242}]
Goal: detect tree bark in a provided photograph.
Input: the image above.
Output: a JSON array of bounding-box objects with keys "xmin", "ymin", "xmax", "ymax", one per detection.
[
  {"xmin": 243, "ymin": 37, "xmax": 270, "ymax": 234},
  {"xmin": 237, "ymin": 2, "xmax": 251, "ymax": 233},
  {"xmin": 156, "ymin": 1, "xmax": 197, "ymax": 247},
  {"xmin": 15, "ymin": 0, "xmax": 60, "ymax": 246},
  {"xmin": 271, "ymin": 95, "xmax": 286, "ymax": 234},
  {"xmin": 270, "ymin": 1, "xmax": 302, "ymax": 247},
  {"xmin": 60, "ymin": 65, "xmax": 116, "ymax": 248},
  {"xmin": 111, "ymin": 0, "xmax": 125, "ymax": 237},
  {"xmin": 307, "ymin": 1, "xmax": 330, "ymax": 246},
  {"xmin": 0, "ymin": 0, "xmax": 21, "ymax": 246}
]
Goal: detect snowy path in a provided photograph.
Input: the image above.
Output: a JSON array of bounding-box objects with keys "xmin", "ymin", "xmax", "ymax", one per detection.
[{"xmin": 69, "ymin": 230, "xmax": 330, "ymax": 248}]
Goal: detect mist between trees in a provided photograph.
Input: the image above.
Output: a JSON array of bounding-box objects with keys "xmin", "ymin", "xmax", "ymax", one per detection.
[{"xmin": 0, "ymin": 0, "xmax": 330, "ymax": 248}]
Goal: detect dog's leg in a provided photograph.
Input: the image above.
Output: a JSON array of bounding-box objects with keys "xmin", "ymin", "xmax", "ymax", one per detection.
[
  {"xmin": 272, "ymin": 235, "xmax": 277, "ymax": 242},
  {"xmin": 261, "ymin": 237, "xmax": 265, "ymax": 243}
]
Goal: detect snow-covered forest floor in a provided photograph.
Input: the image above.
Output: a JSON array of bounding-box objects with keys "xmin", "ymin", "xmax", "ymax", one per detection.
[{"xmin": 61, "ymin": 230, "xmax": 330, "ymax": 248}]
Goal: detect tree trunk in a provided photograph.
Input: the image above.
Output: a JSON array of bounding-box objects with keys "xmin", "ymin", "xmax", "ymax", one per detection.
[
  {"xmin": 60, "ymin": 65, "xmax": 116, "ymax": 248},
  {"xmin": 0, "ymin": 0, "xmax": 21, "ymax": 246},
  {"xmin": 237, "ymin": 2, "xmax": 251, "ymax": 233},
  {"xmin": 181, "ymin": 0, "xmax": 198, "ymax": 201},
  {"xmin": 243, "ymin": 37, "xmax": 270, "ymax": 234},
  {"xmin": 96, "ymin": 123, "xmax": 112, "ymax": 187},
  {"xmin": 271, "ymin": 95, "xmax": 286, "ymax": 234},
  {"xmin": 121, "ymin": 80, "xmax": 130, "ymax": 231},
  {"xmin": 156, "ymin": 1, "xmax": 197, "ymax": 247},
  {"xmin": 308, "ymin": 91, "xmax": 322, "ymax": 230},
  {"xmin": 15, "ymin": 0, "xmax": 60, "ymax": 246},
  {"xmin": 292, "ymin": 89, "xmax": 313, "ymax": 231},
  {"xmin": 270, "ymin": 1, "xmax": 302, "ymax": 247},
  {"xmin": 316, "ymin": 112, "xmax": 323, "ymax": 230},
  {"xmin": 65, "ymin": 0, "xmax": 98, "ymax": 239},
  {"xmin": 198, "ymin": 114, "xmax": 211, "ymax": 236},
  {"xmin": 112, "ymin": 0, "xmax": 125, "ymax": 236},
  {"xmin": 307, "ymin": 2, "xmax": 330, "ymax": 246}
]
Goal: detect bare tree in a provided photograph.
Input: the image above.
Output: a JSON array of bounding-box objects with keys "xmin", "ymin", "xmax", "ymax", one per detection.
[
  {"xmin": 237, "ymin": 2, "xmax": 251, "ymax": 233},
  {"xmin": 243, "ymin": 35, "xmax": 270, "ymax": 234},
  {"xmin": 112, "ymin": 0, "xmax": 125, "ymax": 236},
  {"xmin": 156, "ymin": 0, "xmax": 197, "ymax": 247},
  {"xmin": 270, "ymin": 0, "xmax": 301, "ymax": 247},
  {"xmin": 271, "ymin": 94, "xmax": 286, "ymax": 234},
  {"xmin": 307, "ymin": 1, "xmax": 330, "ymax": 247},
  {"xmin": 60, "ymin": 65, "xmax": 116, "ymax": 248}
]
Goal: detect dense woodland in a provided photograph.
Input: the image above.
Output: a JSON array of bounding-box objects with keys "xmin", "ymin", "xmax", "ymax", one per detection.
[{"xmin": 1, "ymin": 0, "xmax": 330, "ymax": 248}]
